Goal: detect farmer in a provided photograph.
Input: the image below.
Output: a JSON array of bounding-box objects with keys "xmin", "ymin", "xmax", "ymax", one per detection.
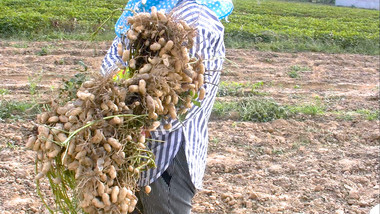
[{"xmin": 100, "ymin": 0, "xmax": 233, "ymax": 213}]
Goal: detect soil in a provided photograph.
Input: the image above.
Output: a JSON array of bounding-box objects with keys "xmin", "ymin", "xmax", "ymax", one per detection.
[{"xmin": 0, "ymin": 40, "xmax": 378, "ymax": 214}]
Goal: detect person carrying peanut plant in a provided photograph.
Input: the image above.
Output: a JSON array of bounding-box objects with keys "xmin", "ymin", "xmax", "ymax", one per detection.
[{"xmin": 100, "ymin": 0, "xmax": 233, "ymax": 213}]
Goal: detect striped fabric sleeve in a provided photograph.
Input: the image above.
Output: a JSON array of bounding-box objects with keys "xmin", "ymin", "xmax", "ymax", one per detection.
[
  {"xmin": 150, "ymin": 3, "xmax": 225, "ymax": 138},
  {"xmin": 100, "ymin": 37, "xmax": 127, "ymax": 76}
]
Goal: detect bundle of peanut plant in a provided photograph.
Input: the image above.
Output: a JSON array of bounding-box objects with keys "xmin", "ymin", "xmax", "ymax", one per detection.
[{"xmin": 26, "ymin": 6, "xmax": 205, "ymax": 214}]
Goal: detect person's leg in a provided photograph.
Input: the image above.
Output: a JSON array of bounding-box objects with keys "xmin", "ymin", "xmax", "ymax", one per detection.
[
  {"xmin": 135, "ymin": 144, "xmax": 196, "ymax": 214},
  {"xmin": 166, "ymin": 144, "xmax": 196, "ymax": 213}
]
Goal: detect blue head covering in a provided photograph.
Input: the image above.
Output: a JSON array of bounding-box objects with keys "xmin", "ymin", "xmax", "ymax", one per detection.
[{"xmin": 115, "ymin": 0, "xmax": 234, "ymax": 38}]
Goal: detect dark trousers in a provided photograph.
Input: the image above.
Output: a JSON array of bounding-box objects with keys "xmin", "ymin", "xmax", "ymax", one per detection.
[{"xmin": 133, "ymin": 144, "xmax": 196, "ymax": 214}]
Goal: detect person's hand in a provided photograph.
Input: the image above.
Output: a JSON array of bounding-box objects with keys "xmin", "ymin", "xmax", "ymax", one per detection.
[
  {"xmin": 113, "ymin": 68, "xmax": 131, "ymax": 81},
  {"xmin": 141, "ymin": 129, "xmax": 151, "ymax": 138}
]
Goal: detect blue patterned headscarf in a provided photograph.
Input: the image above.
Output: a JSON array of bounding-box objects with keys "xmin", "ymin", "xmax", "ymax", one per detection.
[{"xmin": 115, "ymin": 0, "xmax": 234, "ymax": 38}]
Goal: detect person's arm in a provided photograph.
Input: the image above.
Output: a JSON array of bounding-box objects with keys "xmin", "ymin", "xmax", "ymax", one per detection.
[
  {"xmin": 100, "ymin": 3, "xmax": 225, "ymax": 138},
  {"xmin": 100, "ymin": 37, "xmax": 128, "ymax": 76}
]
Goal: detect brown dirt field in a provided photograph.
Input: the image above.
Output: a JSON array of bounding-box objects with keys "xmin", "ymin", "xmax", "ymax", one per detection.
[{"xmin": 0, "ymin": 40, "xmax": 379, "ymax": 214}]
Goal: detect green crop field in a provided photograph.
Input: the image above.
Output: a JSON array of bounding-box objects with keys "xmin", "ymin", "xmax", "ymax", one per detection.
[
  {"xmin": 225, "ymin": 0, "xmax": 379, "ymax": 54},
  {"xmin": 0, "ymin": 0, "xmax": 124, "ymax": 40},
  {"xmin": 1, "ymin": 0, "xmax": 379, "ymax": 54}
]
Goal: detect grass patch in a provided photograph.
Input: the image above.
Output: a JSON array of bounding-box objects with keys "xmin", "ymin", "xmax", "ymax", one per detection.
[
  {"xmin": 28, "ymin": 72, "xmax": 44, "ymax": 96},
  {"xmin": 335, "ymin": 111, "xmax": 355, "ymax": 121},
  {"xmin": 212, "ymin": 98, "xmax": 288, "ymax": 122},
  {"xmin": 12, "ymin": 42, "xmax": 29, "ymax": 48},
  {"xmin": 356, "ymin": 109, "xmax": 379, "ymax": 121},
  {"xmin": 212, "ymin": 96, "xmax": 377, "ymax": 122},
  {"xmin": 212, "ymin": 98, "xmax": 329, "ymax": 121},
  {"xmin": 288, "ymin": 70, "xmax": 299, "ymax": 78},
  {"xmin": 212, "ymin": 101, "xmax": 238, "ymax": 117},
  {"xmin": 288, "ymin": 65, "xmax": 310, "ymax": 78},
  {"xmin": 217, "ymin": 81, "xmax": 246, "ymax": 96},
  {"xmin": 35, "ymin": 47, "xmax": 49, "ymax": 56},
  {"xmin": 334, "ymin": 109, "xmax": 379, "ymax": 121},
  {"xmin": 0, "ymin": 88, "xmax": 10, "ymax": 95},
  {"xmin": 0, "ymin": 100, "xmax": 42, "ymax": 120},
  {"xmin": 290, "ymin": 65, "xmax": 310, "ymax": 72},
  {"xmin": 287, "ymin": 103, "xmax": 325, "ymax": 115},
  {"xmin": 217, "ymin": 81, "xmax": 265, "ymax": 97}
]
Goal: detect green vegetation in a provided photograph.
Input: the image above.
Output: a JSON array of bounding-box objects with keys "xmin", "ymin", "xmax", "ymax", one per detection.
[
  {"xmin": 288, "ymin": 70, "xmax": 299, "ymax": 78},
  {"xmin": 212, "ymin": 98, "xmax": 329, "ymax": 121},
  {"xmin": 217, "ymin": 81, "xmax": 246, "ymax": 96},
  {"xmin": 0, "ymin": 73, "xmax": 89, "ymax": 121},
  {"xmin": 287, "ymin": 103, "xmax": 325, "ymax": 115},
  {"xmin": 212, "ymin": 94, "xmax": 379, "ymax": 122},
  {"xmin": 12, "ymin": 42, "xmax": 29, "ymax": 48},
  {"xmin": 1, "ymin": 0, "xmax": 378, "ymax": 54},
  {"xmin": 356, "ymin": 109, "xmax": 379, "ymax": 121},
  {"xmin": 28, "ymin": 74, "xmax": 43, "ymax": 96},
  {"xmin": 284, "ymin": 0, "xmax": 335, "ymax": 4},
  {"xmin": 334, "ymin": 109, "xmax": 379, "ymax": 121},
  {"xmin": 210, "ymin": 137, "xmax": 221, "ymax": 145},
  {"xmin": 35, "ymin": 47, "xmax": 49, "ymax": 56},
  {"xmin": 212, "ymin": 99, "xmax": 289, "ymax": 122},
  {"xmin": 0, "ymin": 0, "xmax": 124, "ymax": 40},
  {"xmin": 0, "ymin": 100, "xmax": 40, "ymax": 120},
  {"xmin": 59, "ymin": 73, "xmax": 88, "ymax": 103},
  {"xmin": 225, "ymin": 0, "xmax": 379, "ymax": 54},
  {"xmin": 217, "ymin": 81, "xmax": 265, "ymax": 97},
  {"xmin": 0, "ymin": 88, "xmax": 10, "ymax": 95},
  {"xmin": 1, "ymin": 72, "xmax": 46, "ymax": 120},
  {"xmin": 288, "ymin": 65, "xmax": 310, "ymax": 78}
]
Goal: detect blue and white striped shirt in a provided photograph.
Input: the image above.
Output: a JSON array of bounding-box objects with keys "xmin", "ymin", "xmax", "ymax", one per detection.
[{"xmin": 100, "ymin": 0, "xmax": 225, "ymax": 190}]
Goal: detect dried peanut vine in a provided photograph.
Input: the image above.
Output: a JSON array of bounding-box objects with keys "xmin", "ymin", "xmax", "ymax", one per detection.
[{"xmin": 26, "ymin": 7, "xmax": 205, "ymax": 214}]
